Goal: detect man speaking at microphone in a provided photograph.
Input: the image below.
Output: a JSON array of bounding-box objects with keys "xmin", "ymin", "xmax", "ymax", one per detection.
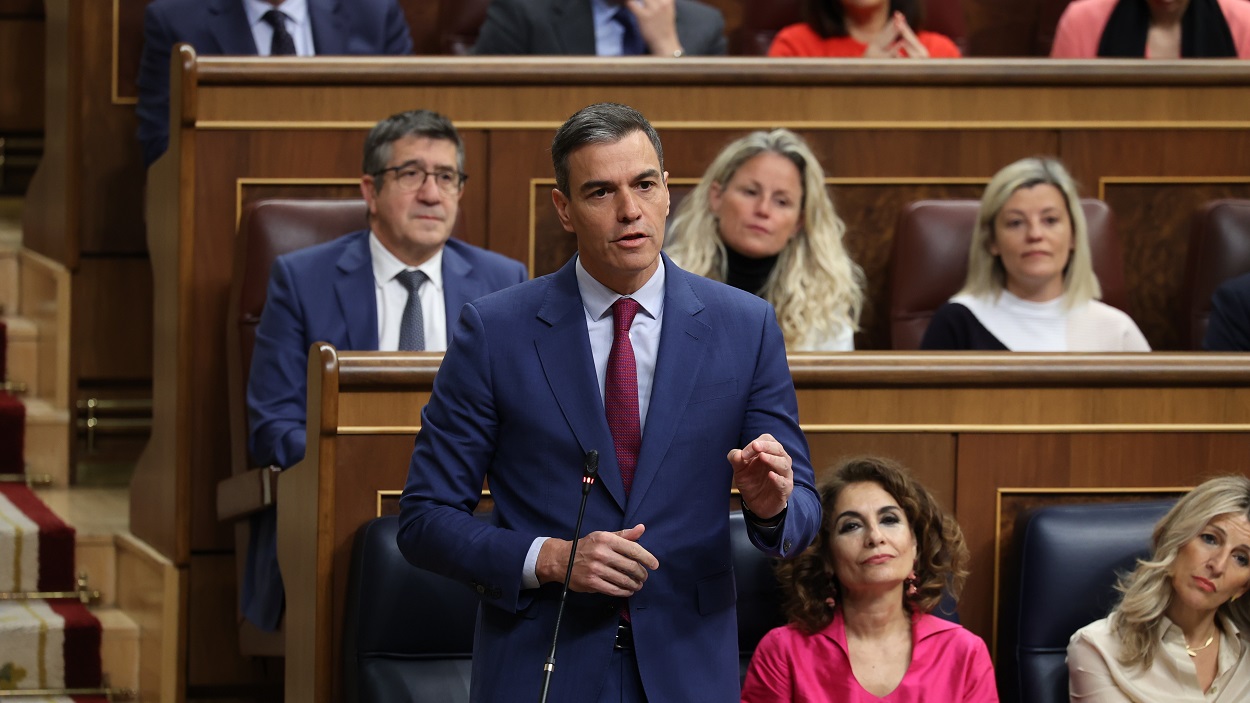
[{"xmin": 396, "ymin": 102, "xmax": 820, "ymax": 702}]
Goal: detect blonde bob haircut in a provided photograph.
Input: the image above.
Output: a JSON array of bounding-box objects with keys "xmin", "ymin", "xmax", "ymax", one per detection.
[
  {"xmin": 960, "ymin": 157, "xmax": 1101, "ymax": 308},
  {"xmin": 1110, "ymin": 475, "xmax": 1250, "ymax": 670},
  {"xmin": 665, "ymin": 129, "xmax": 864, "ymax": 350}
]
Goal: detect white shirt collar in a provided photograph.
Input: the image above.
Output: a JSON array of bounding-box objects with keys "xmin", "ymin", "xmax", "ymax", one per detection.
[
  {"xmin": 369, "ymin": 233, "xmax": 445, "ymax": 293},
  {"xmin": 574, "ymin": 255, "xmax": 665, "ymax": 323},
  {"xmin": 243, "ymin": 0, "xmax": 309, "ymax": 29}
]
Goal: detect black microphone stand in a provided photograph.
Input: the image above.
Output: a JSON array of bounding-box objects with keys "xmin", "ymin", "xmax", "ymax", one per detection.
[{"xmin": 539, "ymin": 450, "xmax": 599, "ymax": 703}]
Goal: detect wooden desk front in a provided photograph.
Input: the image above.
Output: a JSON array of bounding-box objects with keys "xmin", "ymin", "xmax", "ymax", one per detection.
[{"xmin": 279, "ymin": 347, "xmax": 1250, "ymax": 703}]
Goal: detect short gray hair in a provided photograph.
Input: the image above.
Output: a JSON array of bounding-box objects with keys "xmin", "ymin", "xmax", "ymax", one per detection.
[
  {"xmin": 551, "ymin": 103, "xmax": 664, "ymax": 195},
  {"xmin": 362, "ymin": 109, "xmax": 465, "ymax": 177}
]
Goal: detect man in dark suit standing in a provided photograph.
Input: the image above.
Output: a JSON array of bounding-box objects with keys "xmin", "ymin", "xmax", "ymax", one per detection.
[
  {"xmin": 242, "ymin": 109, "xmax": 527, "ymax": 631},
  {"xmin": 397, "ymin": 103, "xmax": 819, "ymax": 701},
  {"xmin": 135, "ymin": 0, "xmax": 413, "ymax": 166},
  {"xmin": 472, "ymin": 0, "xmax": 726, "ymax": 57}
]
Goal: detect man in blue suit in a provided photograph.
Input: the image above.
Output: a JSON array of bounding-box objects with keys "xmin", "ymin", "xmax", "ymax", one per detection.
[
  {"xmin": 397, "ymin": 103, "xmax": 820, "ymax": 701},
  {"xmin": 135, "ymin": 0, "xmax": 413, "ymax": 165},
  {"xmin": 1206, "ymin": 271, "xmax": 1250, "ymax": 351},
  {"xmin": 243, "ymin": 109, "xmax": 527, "ymax": 631}
]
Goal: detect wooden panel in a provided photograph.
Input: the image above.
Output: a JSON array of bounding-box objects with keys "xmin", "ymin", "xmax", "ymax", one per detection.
[
  {"xmin": 954, "ymin": 432, "xmax": 1250, "ymax": 647},
  {"xmin": 186, "ymin": 553, "xmax": 283, "ymax": 690},
  {"xmin": 74, "ymin": 256, "xmax": 153, "ymax": 380},
  {"xmin": 115, "ymin": 533, "xmax": 184, "ymax": 703},
  {"xmin": 0, "ymin": 17, "xmax": 44, "ymax": 132},
  {"xmin": 18, "ymin": 248, "xmax": 71, "ymax": 409},
  {"xmin": 115, "ymin": 0, "xmax": 148, "ymax": 102},
  {"xmin": 806, "ymin": 431, "xmax": 957, "ymax": 510}
]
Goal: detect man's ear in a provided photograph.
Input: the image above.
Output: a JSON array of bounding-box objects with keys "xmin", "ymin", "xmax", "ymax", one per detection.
[
  {"xmin": 553, "ymin": 188, "xmax": 575, "ymax": 233},
  {"xmin": 360, "ymin": 176, "xmax": 378, "ymax": 216}
]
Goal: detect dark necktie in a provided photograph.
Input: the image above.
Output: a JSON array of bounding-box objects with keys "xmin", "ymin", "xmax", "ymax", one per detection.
[
  {"xmin": 262, "ymin": 10, "xmax": 297, "ymax": 56},
  {"xmin": 396, "ymin": 270, "xmax": 428, "ymax": 351},
  {"xmin": 606, "ymin": 298, "xmax": 642, "ymax": 494},
  {"xmin": 612, "ymin": 6, "xmax": 647, "ymax": 56}
]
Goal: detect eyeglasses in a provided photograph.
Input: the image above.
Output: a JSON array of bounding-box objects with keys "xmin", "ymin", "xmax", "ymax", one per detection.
[{"xmin": 374, "ymin": 162, "xmax": 467, "ymax": 195}]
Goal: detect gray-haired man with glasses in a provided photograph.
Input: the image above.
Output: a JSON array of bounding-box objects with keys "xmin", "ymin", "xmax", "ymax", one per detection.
[{"xmin": 241, "ymin": 109, "xmax": 527, "ymax": 632}]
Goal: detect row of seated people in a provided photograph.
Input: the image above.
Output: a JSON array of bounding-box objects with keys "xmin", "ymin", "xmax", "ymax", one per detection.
[
  {"xmin": 230, "ymin": 104, "xmax": 1250, "ymax": 642},
  {"xmin": 134, "ymin": 0, "xmax": 1250, "ymax": 164},
  {"xmin": 344, "ymin": 456, "xmax": 1250, "ymax": 702}
]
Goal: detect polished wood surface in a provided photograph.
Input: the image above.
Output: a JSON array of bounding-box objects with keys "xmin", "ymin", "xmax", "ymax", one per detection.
[{"xmin": 278, "ymin": 347, "xmax": 1250, "ymax": 702}]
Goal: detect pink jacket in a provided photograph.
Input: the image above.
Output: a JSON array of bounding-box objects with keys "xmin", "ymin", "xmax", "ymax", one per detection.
[
  {"xmin": 741, "ymin": 609, "xmax": 998, "ymax": 702},
  {"xmin": 1051, "ymin": 0, "xmax": 1250, "ymax": 58}
]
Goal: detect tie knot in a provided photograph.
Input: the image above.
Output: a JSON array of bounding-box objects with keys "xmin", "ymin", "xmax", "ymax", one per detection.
[
  {"xmin": 612, "ymin": 297, "xmax": 641, "ymax": 333},
  {"xmin": 395, "ymin": 269, "xmax": 428, "ymax": 293},
  {"xmin": 262, "ymin": 9, "xmax": 289, "ymax": 31}
]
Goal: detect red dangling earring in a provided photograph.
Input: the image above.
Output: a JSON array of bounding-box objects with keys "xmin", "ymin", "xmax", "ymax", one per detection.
[{"xmin": 905, "ymin": 570, "xmax": 918, "ymax": 597}]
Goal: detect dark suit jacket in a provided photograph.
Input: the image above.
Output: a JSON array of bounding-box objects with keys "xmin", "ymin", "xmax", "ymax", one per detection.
[
  {"xmin": 1205, "ymin": 271, "xmax": 1250, "ymax": 351},
  {"xmin": 241, "ymin": 230, "xmax": 526, "ymax": 630},
  {"xmin": 472, "ymin": 0, "xmax": 727, "ymax": 55},
  {"xmin": 396, "ymin": 254, "xmax": 819, "ymax": 701},
  {"xmin": 135, "ymin": 0, "xmax": 413, "ymax": 165}
]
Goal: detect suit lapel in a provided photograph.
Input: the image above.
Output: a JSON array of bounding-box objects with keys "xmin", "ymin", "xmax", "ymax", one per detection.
[
  {"xmin": 534, "ymin": 259, "xmax": 624, "ymax": 511},
  {"xmin": 334, "ymin": 233, "xmax": 379, "ymax": 350},
  {"xmin": 308, "ymin": 0, "xmax": 347, "ymax": 55},
  {"xmin": 441, "ymin": 243, "xmax": 475, "ymax": 339},
  {"xmin": 552, "ymin": 0, "xmax": 598, "ymax": 55},
  {"xmin": 208, "ymin": 0, "xmax": 259, "ymax": 54},
  {"xmin": 626, "ymin": 258, "xmax": 709, "ymax": 520}
]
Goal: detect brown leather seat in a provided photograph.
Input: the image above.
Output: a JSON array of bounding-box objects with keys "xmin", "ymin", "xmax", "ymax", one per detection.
[
  {"xmin": 730, "ymin": 0, "xmax": 965, "ymax": 56},
  {"xmin": 438, "ymin": 0, "xmax": 492, "ymax": 55},
  {"xmin": 220, "ymin": 198, "xmax": 368, "ymax": 655},
  {"xmin": 1181, "ymin": 199, "xmax": 1250, "ymax": 349},
  {"xmin": 888, "ymin": 198, "xmax": 1127, "ymax": 350}
]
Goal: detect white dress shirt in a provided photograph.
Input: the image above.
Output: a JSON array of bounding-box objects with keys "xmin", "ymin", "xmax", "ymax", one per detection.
[
  {"xmin": 243, "ymin": 0, "xmax": 316, "ymax": 56},
  {"xmin": 369, "ymin": 233, "xmax": 448, "ymax": 352}
]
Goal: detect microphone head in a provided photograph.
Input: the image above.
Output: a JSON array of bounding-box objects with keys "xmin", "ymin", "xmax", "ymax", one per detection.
[{"xmin": 584, "ymin": 450, "xmax": 599, "ymax": 478}]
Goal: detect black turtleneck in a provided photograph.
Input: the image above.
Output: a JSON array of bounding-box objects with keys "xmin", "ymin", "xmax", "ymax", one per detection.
[{"xmin": 724, "ymin": 246, "xmax": 779, "ymax": 296}]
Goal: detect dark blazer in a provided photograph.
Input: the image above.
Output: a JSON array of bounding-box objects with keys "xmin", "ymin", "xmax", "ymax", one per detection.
[
  {"xmin": 1205, "ymin": 271, "xmax": 1250, "ymax": 351},
  {"xmin": 241, "ymin": 230, "xmax": 526, "ymax": 630},
  {"xmin": 472, "ymin": 0, "xmax": 727, "ymax": 56},
  {"xmin": 135, "ymin": 0, "xmax": 413, "ymax": 165},
  {"xmin": 396, "ymin": 254, "xmax": 820, "ymax": 701}
]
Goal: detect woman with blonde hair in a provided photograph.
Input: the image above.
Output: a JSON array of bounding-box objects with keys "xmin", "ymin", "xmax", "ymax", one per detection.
[
  {"xmin": 666, "ymin": 129, "xmax": 864, "ymax": 350},
  {"xmin": 921, "ymin": 156, "xmax": 1149, "ymax": 351},
  {"xmin": 1069, "ymin": 475, "xmax": 1250, "ymax": 700},
  {"xmin": 741, "ymin": 456, "xmax": 997, "ymax": 701}
]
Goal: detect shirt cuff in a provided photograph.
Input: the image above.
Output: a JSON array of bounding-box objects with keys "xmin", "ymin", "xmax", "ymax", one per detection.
[{"xmin": 522, "ymin": 536, "xmax": 548, "ymax": 590}]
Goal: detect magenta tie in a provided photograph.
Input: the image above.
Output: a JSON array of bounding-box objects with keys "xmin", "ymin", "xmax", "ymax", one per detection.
[{"xmin": 606, "ymin": 298, "xmax": 642, "ymax": 495}]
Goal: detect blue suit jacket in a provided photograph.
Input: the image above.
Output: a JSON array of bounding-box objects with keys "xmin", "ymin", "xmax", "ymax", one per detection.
[
  {"xmin": 1205, "ymin": 271, "xmax": 1250, "ymax": 351},
  {"xmin": 472, "ymin": 0, "xmax": 727, "ymax": 56},
  {"xmin": 135, "ymin": 0, "xmax": 413, "ymax": 165},
  {"xmin": 242, "ymin": 230, "xmax": 526, "ymax": 630},
  {"xmin": 397, "ymin": 254, "xmax": 820, "ymax": 701}
]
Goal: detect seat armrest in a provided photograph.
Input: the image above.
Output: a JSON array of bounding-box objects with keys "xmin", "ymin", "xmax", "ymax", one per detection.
[{"xmin": 217, "ymin": 465, "xmax": 282, "ymax": 521}]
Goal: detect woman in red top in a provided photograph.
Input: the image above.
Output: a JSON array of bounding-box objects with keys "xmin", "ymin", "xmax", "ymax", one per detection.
[{"xmin": 768, "ymin": 0, "xmax": 961, "ymax": 58}]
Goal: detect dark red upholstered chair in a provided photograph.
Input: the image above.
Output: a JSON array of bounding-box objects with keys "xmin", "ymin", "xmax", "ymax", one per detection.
[
  {"xmin": 888, "ymin": 199, "xmax": 1127, "ymax": 350},
  {"xmin": 438, "ymin": 0, "xmax": 492, "ymax": 55},
  {"xmin": 1181, "ymin": 200, "xmax": 1250, "ymax": 349},
  {"xmin": 730, "ymin": 0, "xmax": 966, "ymax": 56},
  {"xmin": 219, "ymin": 198, "xmax": 368, "ymax": 655}
]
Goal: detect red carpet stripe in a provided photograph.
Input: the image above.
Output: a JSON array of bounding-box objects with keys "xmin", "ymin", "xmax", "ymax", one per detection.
[
  {"xmin": 47, "ymin": 601, "xmax": 102, "ymax": 690},
  {"xmin": 0, "ymin": 392, "xmax": 23, "ymax": 474},
  {"xmin": 0, "ymin": 484, "xmax": 76, "ymax": 591}
]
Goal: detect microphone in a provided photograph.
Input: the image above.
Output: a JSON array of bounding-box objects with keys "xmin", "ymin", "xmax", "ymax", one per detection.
[{"xmin": 539, "ymin": 450, "xmax": 599, "ymax": 703}]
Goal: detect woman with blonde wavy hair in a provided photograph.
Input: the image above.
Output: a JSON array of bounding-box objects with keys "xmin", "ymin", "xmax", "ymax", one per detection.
[
  {"xmin": 665, "ymin": 129, "xmax": 864, "ymax": 351},
  {"xmin": 741, "ymin": 456, "xmax": 997, "ymax": 702},
  {"xmin": 1068, "ymin": 475, "xmax": 1250, "ymax": 701},
  {"xmin": 921, "ymin": 156, "xmax": 1149, "ymax": 351}
]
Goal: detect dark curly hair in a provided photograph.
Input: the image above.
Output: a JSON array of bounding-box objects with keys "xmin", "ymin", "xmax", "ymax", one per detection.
[
  {"xmin": 804, "ymin": 0, "xmax": 925, "ymax": 39},
  {"xmin": 777, "ymin": 456, "xmax": 969, "ymax": 634}
]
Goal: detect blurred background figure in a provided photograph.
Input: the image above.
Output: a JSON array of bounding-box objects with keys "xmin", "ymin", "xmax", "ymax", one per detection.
[
  {"xmin": 666, "ymin": 129, "xmax": 864, "ymax": 350},
  {"xmin": 740, "ymin": 456, "xmax": 997, "ymax": 702},
  {"xmin": 1051, "ymin": 0, "xmax": 1250, "ymax": 58},
  {"xmin": 472, "ymin": 0, "xmax": 726, "ymax": 56},
  {"xmin": 1205, "ymin": 272, "xmax": 1250, "ymax": 350},
  {"xmin": 768, "ymin": 0, "xmax": 960, "ymax": 57},
  {"xmin": 921, "ymin": 157, "xmax": 1150, "ymax": 351},
  {"xmin": 1069, "ymin": 475, "xmax": 1250, "ymax": 700}
]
